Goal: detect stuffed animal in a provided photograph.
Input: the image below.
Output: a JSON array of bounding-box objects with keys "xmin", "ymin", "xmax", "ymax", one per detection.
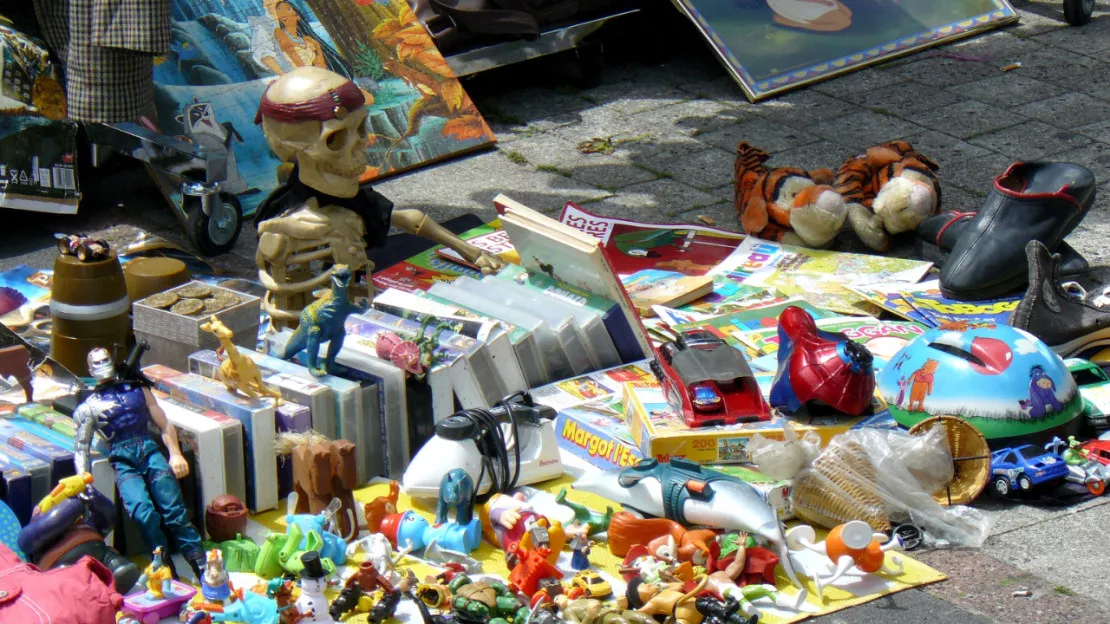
[
  {"xmin": 734, "ymin": 142, "xmax": 847, "ymax": 248},
  {"xmin": 836, "ymin": 140, "xmax": 940, "ymax": 251}
]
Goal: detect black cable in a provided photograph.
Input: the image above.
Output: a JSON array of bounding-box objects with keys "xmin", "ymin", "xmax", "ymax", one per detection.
[{"xmin": 452, "ymin": 391, "xmax": 527, "ymax": 507}]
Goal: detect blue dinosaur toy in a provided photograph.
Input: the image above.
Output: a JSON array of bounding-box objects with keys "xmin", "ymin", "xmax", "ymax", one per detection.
[
  {"xmin": 436, "ymin": 468, "xmax": 475, "ymax": 525},
  {"xmin": 278, "ymin": 264, "xmax": 365, "ymax": 376}
]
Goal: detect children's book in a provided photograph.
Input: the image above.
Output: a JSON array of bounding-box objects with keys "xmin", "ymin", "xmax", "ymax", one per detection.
[
  {"xmin": 674, "ymin": 278, "xmax": 781, "ymax": 320},
  {"xmin": 848, "ymin": 281, "xmax": 934, "ymax": 325},
  {"xmin": 370, "ymin": 220, "xmax": 512, "ymax": 293},
  {"xmin": 670, "ymin": 299, "xmax": 839, "ymax": 350},
  {"xmin": 897, "ymin": 280, "xmax": 1020, "ymax": 328},
  {"xmin": 621, "ymin": 270, "xmax": 714, "ymax": 317},
  {"xmin": 434, "ymin": 225, "xmax": 521, "ymax": 269},
  {"xmin": 530, "ymin": 361, "xmax": 657, "ymax": 412},
  {"xmin": 735, "ymin": 316, "xmax": 929, "ymax": 367},
  {"xmin": 496, "ymin": 194, "xmax": 651, "ymax": 361}
]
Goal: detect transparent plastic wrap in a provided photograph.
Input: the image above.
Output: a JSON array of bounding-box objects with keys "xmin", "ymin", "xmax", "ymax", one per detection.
[
  {"xmin": 748, "ymin": 420, "xmax": 821, "ymax": 481},
  {"xmin": 790, "ymin": 427, "xmax": 995, "ymax": 548}
]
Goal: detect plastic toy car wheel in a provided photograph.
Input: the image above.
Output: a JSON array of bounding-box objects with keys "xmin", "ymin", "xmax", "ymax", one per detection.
[
  {"xmin": 186, "ymin": 192, "xmax": 242, "ymax": 256},
  {"xmin": 76, "ymin": 244, "xmax": 91, "ymax": 262},
  {"xmin": 57, "ymin": 238, "xmax": 71, "ymax": 255},
  {"xmin": 1017, "ymin": 474, "xmax": 1033, "ymax": 491},
  {"xmin": 1064, "ymin": 0, "xmax": 1094, "ymax": 25},
  {"xmin": 993, "ymin": 477, "xmax": 1011, "ymax": 497},
  {"xmin": 1088, "ymin": 480, "xmax": 1106, "ymax": 496}
]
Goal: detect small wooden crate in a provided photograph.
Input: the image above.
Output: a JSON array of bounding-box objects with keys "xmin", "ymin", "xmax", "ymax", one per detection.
[{"xmin": 133, "ymin": 281, "xmax": 260, "ymax": 371}]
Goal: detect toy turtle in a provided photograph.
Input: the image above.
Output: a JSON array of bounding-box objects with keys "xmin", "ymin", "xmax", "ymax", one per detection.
[{"xmin": 450, "ymin": 576, "xmax": 529, "ymax": 624}]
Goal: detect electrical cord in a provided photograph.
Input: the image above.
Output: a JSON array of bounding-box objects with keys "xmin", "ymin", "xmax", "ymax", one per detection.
[{"xmin": 449, "ymin": 391, "xmax": 527, "ymax": 507}]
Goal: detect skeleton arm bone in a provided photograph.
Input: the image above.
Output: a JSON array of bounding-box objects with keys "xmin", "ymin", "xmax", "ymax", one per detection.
[{"xmin": 391, "ymin": 209, "xmax": 504, "ymax": 273}]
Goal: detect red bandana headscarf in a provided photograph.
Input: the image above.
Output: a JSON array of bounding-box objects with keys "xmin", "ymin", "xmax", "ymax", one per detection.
[{"xmin": 254, "ymin": 80, "xmax": 364, "ymax": 125}]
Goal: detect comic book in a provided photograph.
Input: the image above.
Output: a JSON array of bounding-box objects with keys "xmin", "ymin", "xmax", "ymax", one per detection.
[
  {"xmin": 670, "ymin": 299, "xmax": 839, "ymax": 350},
  {"xmin": 896, "ymin": 280, "xmax": 1021, "ymax": 328},
  {"xmin": 735, "ymin": 316, "xmax": 929, "ymax": 365},
  {"xmin": 558, "ymin": 202, "xmax": 744, "ymax": 277},
  {"xmin": 849, "ymin": 281, "xmax": 934, "ymax": 325},
  {"xmin": 621, "ymin": 269, "xmax": 714, "ymax": 316},
  {"xmin": 673, "ymin": 278, "xmax": 781, "ymax": 320}
]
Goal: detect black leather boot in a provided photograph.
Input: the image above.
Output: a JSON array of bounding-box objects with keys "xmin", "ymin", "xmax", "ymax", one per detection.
[
  {"xmin": 940, "ymin": 162, "xmax": 1095, "ymax": 301},
  {"xmin": 917, "ymin": 210, "xmax": 1090, "ymax": 276},
  {"xmin": 1011, "ymin": 241, "xmax": 1110, "ymax": 358}
]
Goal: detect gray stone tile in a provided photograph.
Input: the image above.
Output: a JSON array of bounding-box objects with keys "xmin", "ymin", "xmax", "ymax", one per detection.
[
  {"xmin": 837, "ymin": 80, "xmax": 963, "ymax": 116},
  {"xmin": 1008, "ymin": 6, "xmax": 1072, "ymax": 36},
  {"xmin": 698, "ymin": 117, "xmax": 820, "ymax": 154},
  {"xmin": 628, "ymin": 99, "xmax": 754, "ymax": 142},
  {"xmin": 544, "ymin": 106, "xmax": 706, "ymax": 157},
  {"xmin": 910, "ymin": 100, "xmax": 1026, "ymax": 139},
  {"xmin": 1077, "ymin": 119, "xmax": 1110, "ymax": 143},
  {"xmin": 578, "ymin": 81, "xmax": 692, "ymax": 116},
  {"xmin": 1014, "ymin": 92, "xmax": 1110, "ymax": 129},
  {"xmin": 678, "ymin": 76, "xmax": 751, "ymax": 106},
  {"xmin": 764, "ymin": 140, "xmax": 854, "ymax": 173},
  {"xmin": 938, "ymin": 181, "xmax": 988, "ymax": 212},
  {"xmin": 472, "ymin": 87, "xmax": 591, "ymax": 127},
  {"xmin": 809, "ymin": 111, "xmax": 924, "ymax": 150},
  {"xmin": 1048, "ymin": 142, "xmax": 1110, "ymax": 184},
  {"xmin": 1069, "ymin": 182, "xmax": 1110, "ymax": 267},
  {"xmin": 674, "ymin": 201, "xmax": 741, "ymax": 233},
  {"xmin": 939, "ymin": 152, "xmax": 1017, "ymax": 195},
  {"xmin": 749, "ymin": 89, "xmax": 861, "ymax": 128},
  {"xmin": 947, "ymin": 73, "xmax": 1067, "ymax": 108},
  {"xmin": 583, "ymin": 178, "xmax": 721, "ymax": 219},
  {"xmin": 812, "ymin": 67, "xmax": 909, "ymax": 98},
  {"xmin": 968, "ymin": 121, "xmax": 1094, "ymax": 160},
  {"xmin": 901, "ymin": 129, "xmax": 992, "ymax": 165},
  {"xmin": 948, "ymin": 29, "xmax": 1054, "ymax": 63},
  {"xmin": 1002, "ymin": 44, "xmax": 1105, "ymax": 88},
  {"xmin": 635, "ymin": 146, "xmax": 736, "ymax": 191},
  {"xmin": 496, "ymin": 131, "xmax": 658, "ymax": 191},
  {"xmin": 705, "ymin": 184, "xmax": 735, "ymax": 207},
  {"xmin": 1032, "ymin": 20, "xmax": 1110, "ymax": 56},
  {"xmin": 889, "ymin": 56, "xmax": 1002, "ymax": 87}
]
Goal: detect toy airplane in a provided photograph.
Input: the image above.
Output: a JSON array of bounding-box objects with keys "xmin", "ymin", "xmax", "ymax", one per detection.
[{"xmin": 573, "ymin": 458, "xmax": 803, "ymax": 590}]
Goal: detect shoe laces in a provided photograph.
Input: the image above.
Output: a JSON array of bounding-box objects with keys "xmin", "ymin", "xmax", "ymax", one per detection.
[{"xmin": 1061, "ymin": 282, "xmax": 1110, "ymax": 308}]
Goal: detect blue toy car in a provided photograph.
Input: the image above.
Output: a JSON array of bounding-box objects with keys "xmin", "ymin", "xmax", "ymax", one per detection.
[{"xmin": 990, "ymin": 445, "xmax": 1069, "ymax": 496}]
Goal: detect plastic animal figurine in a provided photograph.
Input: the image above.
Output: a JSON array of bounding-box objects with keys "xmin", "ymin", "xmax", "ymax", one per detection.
[
  {"xmin": 296, "ymin": 551, "xmax": 335, "ymax": 623},
  {"xmin": 277, "ymin": 264, "xmax": 364, "ymax": 376},
  {"xmin": 555, "ymin": 595, "xmax": 656, "ymax": 624},
  {"xmin": 254, "ymin": 495, "xmax": 348, "ymax": 578},
  {"xmin": 145, "ymin": 546, "xmax": 173, "ymax": 599},
  {"xmin": 276, "ymin": 431, "xmax": 359, "ymax": 540},
  {"xmin": 554, "ymin": 487, "xmax": 612, "ymax": 535},
  {"xmin": 449, "ymin": 575, "xmax": 530, "ymax": 624},
  {"xmin": 201, "ymin": 316, "xmax": 283, "ymax": 402},
  {"xmin": 437, "ymin": 468, "xmax": 476, "ymax": 525},
  {"xmin": 786, "ymin": 522, "xmax": 904, "ymax": 601},
  {"xmin": 364, "ymin": 481, "xmax": 400, "ymax": 533},
  {"xmin": 0, "ymin": 344, "xmax": 33, "ymax": 403}
]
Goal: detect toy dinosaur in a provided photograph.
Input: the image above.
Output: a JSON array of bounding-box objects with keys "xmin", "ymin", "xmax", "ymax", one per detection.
[
  {"xmin": 436, "ymin": 469, "xmax": 475, "ymax": 525},
  {"xmin": 278, "ymin": 264, "xmax": 365, "ymax": 377},
  {"xmin": 555, "ymin": 487, "xmax": 612, "ymax": 536},
  {"xmin": 201, "ymin": 315, "xmax": 283, "ymax": 402}
]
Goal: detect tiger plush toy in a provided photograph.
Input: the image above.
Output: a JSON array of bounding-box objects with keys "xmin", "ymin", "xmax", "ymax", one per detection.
[
  {"xmin": 734, "ymin": 142, "xmax": 847, "ymax": 248},
  {"xmin": 836, "ymin": 140, "xmax": 941, "ymax": 251}
]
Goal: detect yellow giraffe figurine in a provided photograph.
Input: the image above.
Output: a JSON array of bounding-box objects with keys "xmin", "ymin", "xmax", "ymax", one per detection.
[
  {"xmin": 200, "ymin": 315, "xmax": 282, "ymax": 403},
  {"xmin": 144, "ymin": 546, "xmax": 173, "ymax": 599}
]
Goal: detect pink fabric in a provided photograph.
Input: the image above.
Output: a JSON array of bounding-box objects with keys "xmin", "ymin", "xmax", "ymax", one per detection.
[{"xmin": 0, "ymin": 543, "xmax": 122, "ymax": 624}]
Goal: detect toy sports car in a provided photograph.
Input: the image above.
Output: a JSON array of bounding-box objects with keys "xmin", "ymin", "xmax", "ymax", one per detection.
[
  {"xmin": 55, "ymin": 233, "xmax": 110, "ymax": 262},
  {"xmin": 990, "ymin": 445, "xmax": 1069, "ymax": 496},
  {"xmin": 650, "ymin": 329, "xmax": 771, "ymax": 428},
  {"xmin": 1066, "ymin": 358, "xmax": 1110, "ymax": 435}
]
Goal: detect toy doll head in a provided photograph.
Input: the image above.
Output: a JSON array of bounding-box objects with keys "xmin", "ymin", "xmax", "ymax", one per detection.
[{"xmin": 86, "ymin": 347, "xmax": 116, "ymax": 383}]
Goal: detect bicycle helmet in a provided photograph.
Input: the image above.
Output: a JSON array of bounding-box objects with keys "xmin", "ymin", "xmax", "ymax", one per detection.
[{"xmin": 878, "ymin": 326, "xmax": 1082, "ymax": 444}]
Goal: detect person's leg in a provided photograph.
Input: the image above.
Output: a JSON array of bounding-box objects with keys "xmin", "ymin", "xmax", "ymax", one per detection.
[
  {"xmin": 138, "ymin": 439, "xmax": 204, "ymax": 569},
  {"xmin": 32, "ymin": 0, "xmax": 70, "ymax": 62},
  {"xmin": 111, "ymin": 439, "xmax": 170, "ymax": 556}
]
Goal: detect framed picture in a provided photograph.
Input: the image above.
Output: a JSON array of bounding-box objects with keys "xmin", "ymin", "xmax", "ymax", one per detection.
[{"xmin": 674, "ymin": 0, "xmax": 1019, "ymax": 101}]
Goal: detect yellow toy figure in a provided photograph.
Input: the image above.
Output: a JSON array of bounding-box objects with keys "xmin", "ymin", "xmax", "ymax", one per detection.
[
  {"xmin": 200, "ymin": 315, "xmax": 283, "ymax": 403},
  {"xmin": 33, "ymin": 472, "xmax": 93, "ymax": 515},
  {"xmin": 145, "ymin": 547, "xmax": 174, "ymax": 599},
  {"xmin": 479, "ymin": 492, "xmax": 565, "ymax": 564}
]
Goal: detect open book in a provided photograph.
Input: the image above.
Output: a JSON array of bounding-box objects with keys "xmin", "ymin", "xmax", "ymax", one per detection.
[{"xmin": 495, "ymin": 194, "xmax": 652, "ymax": 360}]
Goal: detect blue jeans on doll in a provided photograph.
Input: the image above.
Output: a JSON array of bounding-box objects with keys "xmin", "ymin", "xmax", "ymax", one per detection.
[{"xmin": 110, "ymin": 436, "xmax": 202, "ymax": 561}]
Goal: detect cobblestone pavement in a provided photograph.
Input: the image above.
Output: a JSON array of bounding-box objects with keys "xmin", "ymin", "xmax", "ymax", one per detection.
[{"xmin": 4, "ymin": 1, "xmax": 1110, "ymax": 621}]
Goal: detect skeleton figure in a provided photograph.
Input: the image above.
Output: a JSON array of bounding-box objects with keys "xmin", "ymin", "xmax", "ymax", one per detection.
[
  {"xmin": 73, "ymin": 348, "xmax": 205, "ymax": 578},
  {"xmin": 253, "ymin": 66, "xmax": 504, "ymax": 329},
  {"xmin": 182, "ymin": 101, "xmax": 256, "ymax": 196}
]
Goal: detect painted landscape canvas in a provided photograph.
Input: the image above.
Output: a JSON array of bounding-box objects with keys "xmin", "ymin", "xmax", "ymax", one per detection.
[
  {"xmin": 673, "ymin": 0, "xmax": 1018, "ymax": 100},
  {"xmin": 154, "ymin": 0, "xmax": 495, "ymax": 215}
]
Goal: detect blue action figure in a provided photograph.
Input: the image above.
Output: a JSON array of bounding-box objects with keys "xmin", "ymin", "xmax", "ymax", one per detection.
[
  {"xmin": 278, "ymin": 264, "xmax": 365, "ymax": 376},
  {"xmin": 73, "ymin": 345, "xmax": 205, "ymax": 577}
]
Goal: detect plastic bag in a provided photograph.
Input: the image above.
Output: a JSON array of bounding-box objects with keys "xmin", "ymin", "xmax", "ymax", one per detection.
[
  {"xmin": 790, "ymin": 427, "xmax": 994, "ymax": 548},
  {"xmin": 747, "ymin": 420, "xmax": 822, "ymax": 481}
]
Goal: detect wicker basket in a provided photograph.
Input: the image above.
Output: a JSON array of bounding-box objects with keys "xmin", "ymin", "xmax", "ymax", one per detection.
[
  {"xmin": 908, "ymin": 415, "xmax": 991, "ymax": 506},
  {"xmin": 792, "ymin": 439, "xmax": 891, "ymax": 533}
]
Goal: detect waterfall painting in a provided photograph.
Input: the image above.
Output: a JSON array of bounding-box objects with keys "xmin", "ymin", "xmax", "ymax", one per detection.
[
  {"xmin": 674, "ymin": 0, "xmax": 1018, "ymax": 101},
  {"xmin": 154, "ymin": 0, "xmax": 495, "ymax": 216}
]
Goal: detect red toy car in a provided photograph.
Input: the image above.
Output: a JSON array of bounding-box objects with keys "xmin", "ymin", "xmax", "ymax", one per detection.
[
  {"xmin": 650, "ymin": 329, "xmax": 771, "ymax": 428},
  {"xmin": 1080, "ymin": 440, "xmax": 1110, "ymax": 466},
  {"xmin": 56, "ymin": 233, "xmax": 111, "ymax": 262}
]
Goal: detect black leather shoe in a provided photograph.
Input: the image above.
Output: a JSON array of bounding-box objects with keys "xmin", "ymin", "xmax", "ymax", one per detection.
[
  {"xmin": 1011, "ymin": 241, "xmax": 1110, "ymax": 358},
  {"xmin": 918, "ymin": 210, "xmax": 1089, "ymax": 275},
  {"xmin": 941, "ymin": 162, "xmax": 1096, "ymax": 300}
]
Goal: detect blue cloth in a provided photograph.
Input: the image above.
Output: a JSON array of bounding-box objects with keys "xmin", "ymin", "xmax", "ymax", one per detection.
[
  {"xmin": 109, "ymin": 437, "xmax": 202, "ymax": 561},
  {"xmin": 96, "ymin": 383, "xmax": 151, "ymax": 439}
]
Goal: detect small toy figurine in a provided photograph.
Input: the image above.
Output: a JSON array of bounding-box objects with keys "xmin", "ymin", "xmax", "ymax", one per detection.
[
  {"xmin": 449, "ymin": 576, "xmax": 530, "ymax": 624},
  {"xmin": 364, "ymin": 481, "xmax": 400, "ymax": 533},
  {"xmin": 0, "ymin": 344, "xmax": 33, "ymax": 404},
  {"xmin": 73, "ymin": 343, "xmax": 206, "ymax": 577},
  {"xmin": 566, "ymin": 522, "xmax": 593, "ymax": 571},
  {"xmin": 33, "ymin": 472, "xmax": 93, "ymax": 516},
  {"xmin": 145, "ymin": 546, "xmax": 173, "ymax": 599},
  {"xmin": 481, "ymin": 491, "xmax": 565, "ymax": 559},
  {"xmin": 376, "ymin": 317, "xmax": 456, "ymax": 379},
  {"xmin": 201, "ymin": 316, "xmax": 283, "ymax": 402},
  {"xmin": 786, "ymin": 522, "xmax": 904, "ymax": 601},
  {"xmin": 507, "ymin": 543, "xmax": 563, "ymax": 598},
  {"xmin": 255, "ymin": 494, "xmax": 348, "ymax": 579},
  {"xmin": 202, "ymin": 549, "xmax": 232, "ymax": 603},
  {"xmin": 276, "ymin": 431, "xmax": 359, "ymax": 540},
  {"xmin": 277, "ymin": 265, "xmax": 364, "ymax": 376},
  {"xmin": 296, "ymin": 551, "xmax": 335, "ymax": 623},
  {"xmin": 346, "ymin": 532, "xmax": 410, "ymax": 578},
  {"xmin": 206, "ymin": 495, "xmax": 250, "ymax": 543},
  {"xmin": 554, "ymin": 487, "xmax": 612, "ymax": 536},
  {"xmin": 437, "ymin": 468, "xmax": 476, "ymax": 526},
  {"xmin": 55, "ymin": 233, "xmax": 111, "ymax": 262},
  {"xmin": 264, "ymin": 578, "xmax": 301, "ymax": 624}
]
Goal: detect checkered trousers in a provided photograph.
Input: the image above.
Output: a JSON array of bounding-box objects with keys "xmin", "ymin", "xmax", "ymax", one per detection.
[{"xmin": 33, "ymin": 0, "xmax": 172, "ymax": 123}]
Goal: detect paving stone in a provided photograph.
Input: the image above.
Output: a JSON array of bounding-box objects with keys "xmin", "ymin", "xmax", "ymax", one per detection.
[
  {"xmin": 472, "ymin": 86, "xmax": 592, "ymax": 128},
  {"xmin": 1001, "ymin": 44, "xmax": 1105, "ymax": 88},
  {"xmin": 750, "ymin": 89, "xmax": 861, "ymax": 128},
  {"xmin": 706, "ymin": 184, "xmax": 735, "ymax": 206},
  {"xmin": 968, "ymin": 120, "xmax": 1094, "ymax": 159},
  {"xmin": 836, "ymin": 80, "xmax": 963, "ymax": 117},
  {"xmin": 1076, "ymin": 119, "xmax": 1110, "ymax": 143},
  {"xmin": 635, "ymin": 146, "xmax": 736, "ymax": 191},
  {"xmin": 937, "ymin": 181, "xmax": 988, "ymax": 212},
  {"xmin": 675, "ymin": 201, "xmax": 741, "ymax": 233},
  {"xmin": 698, "ymin": 117, "xmax": 820, "ymax": 154},
  {"xmin": 948, "ymin": 29, "xmax": 1054, "ymax": 63},
  {"xmin": 938, "ymin": 152, "xmax": 1018, "ymax": 195},
  {"xmin": 1069, "ymin": 183, "xmax": 1110, "ymax": 267},
  {"xmin": 628, "ymin": 98, "xmax": 755, "ymax": 141},
  {"xmin": 578, "ymin": 80, "xmax": 693, "ymax": 115},
  {"xmin": 947, "ymin": 73, "xmax": 1067, "ymax": 108},
  {"xmin": 1031, "ymin": 20, "xmax": 1110, "ymax": 56},
  {"xmin": 583, "ymin": 177, "xmax": 721, "ymax": 219},
  {"xmin": 1014, "ymin": 92, "xmax": 1110, "ymax": 129},
  {"xmin": 496, "ymin": 131, "xmax": 658, "ymax": 190},
  {"xmin": 1007, "ymin": 6, "xmax": 1072, "ymax": 36},
  {"xmin": 1048, "ymin": 142, "xmax": 1110, "ymax": 185},
  {"xmin": 678, "ymin": 75, "xmax": 752, "ymax": 106},
  {"xmin": 809, "ymin": 111, "xmax": 924, "ymax": 150},
  {"xmin": 812, "ymin": 67, "xmax": 909, "ymax": 98},
  {"xmin": 764, "ymin": 140, "xmax": 855, "ymax": 173},
  {"xmin": 910, "ymin": 99, "xmax": 1026, "ymax": 139},
  {"xmin": 888, "ymin": 56, "xmax": 1002, "ymax": 87},
  {"xmin": 901, "ymin": 129, "xmax": 992, "ymax": 165}
]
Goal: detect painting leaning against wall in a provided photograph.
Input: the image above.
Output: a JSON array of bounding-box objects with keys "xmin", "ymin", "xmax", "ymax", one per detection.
[
  {"xmin": 153, "ymin": 0, "xmax": 495, "ymax": 216},
  {"xmin": 672, "ymin": 0, "xmax": 1018, "ymax": 101}
]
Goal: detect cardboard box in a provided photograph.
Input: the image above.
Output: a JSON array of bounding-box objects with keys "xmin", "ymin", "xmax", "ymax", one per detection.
[
  {"xmin": 623, "ymin": 383, "xmax": 897, "ymax": 465},
  {"xmin": 133, "ymin": 282, "xmax": 260, "ymax": 371},
  {"xmin": 555, "ymin": 398, "xmax": 644, "ymax": 471}
]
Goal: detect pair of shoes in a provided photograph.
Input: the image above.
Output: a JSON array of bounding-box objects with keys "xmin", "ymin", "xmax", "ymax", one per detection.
[
  {"xmin": 1011, "ymin": 241, "xmax": 1110, "ymax": 358},
  {"xmin": 918, "ymin": 211, "xmax": 1090, "ymax": 277},
  {"xmin": 922, "ymin": 161, "xmax": 1096, "ymax": 301}
]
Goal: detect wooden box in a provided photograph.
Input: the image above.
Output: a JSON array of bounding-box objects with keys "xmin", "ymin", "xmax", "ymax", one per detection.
[{"xmin": 133, "ymin": 281, "xmax": 260, "ymax": 371}]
